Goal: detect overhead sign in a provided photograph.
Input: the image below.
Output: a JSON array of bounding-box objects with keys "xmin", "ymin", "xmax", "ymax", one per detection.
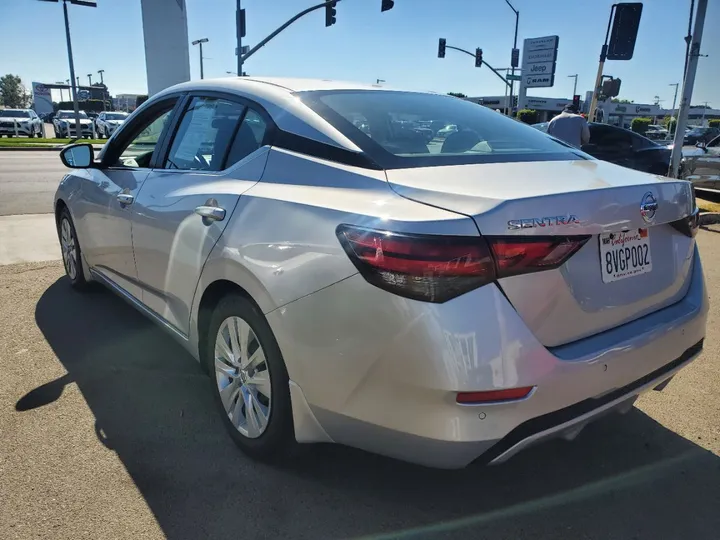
[
  {"xmin": 521, "ymin": 35, "xmax": 558, "ymax": 89},
  {"xmin": 507, "ymin": 74, "xmax": 521, "ymax": 82}
]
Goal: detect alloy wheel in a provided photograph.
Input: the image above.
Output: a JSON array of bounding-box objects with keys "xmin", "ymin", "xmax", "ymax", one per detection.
[
  {"xmin": 214, "ymin": 316, "xmax": 272, "ymax": 438},
  {"xmin": 60, "ymin": 218, "xmax": 77, "ymax": 280}
]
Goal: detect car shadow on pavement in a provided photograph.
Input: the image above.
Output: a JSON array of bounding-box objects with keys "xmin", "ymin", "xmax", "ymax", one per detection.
[{"xmin": 26, "ymin": 277, "xmax": 720, "ymax": 540}]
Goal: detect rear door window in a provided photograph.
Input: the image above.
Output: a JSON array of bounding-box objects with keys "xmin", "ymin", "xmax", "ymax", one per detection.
[
  {"xmin": 225, "ymin": 109, "xmax": 268, "ymax": 167},
  {"xmin": 164, "ymin": 96, "xmax": 246, "ymax": 171}
]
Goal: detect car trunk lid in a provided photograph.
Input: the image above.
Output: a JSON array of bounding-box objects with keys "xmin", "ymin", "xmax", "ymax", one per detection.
[{"xmin": 385, "ymin": 159, "xmax": 696, "ymax": 346}]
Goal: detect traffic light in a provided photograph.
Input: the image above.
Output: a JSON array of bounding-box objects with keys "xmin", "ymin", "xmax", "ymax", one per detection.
[
  {"xmin": 438, "ymin": 38, "xmax": 446, "ymax": 58},
  {"xmin": 572, "ymin": 94, "xmax": 581, "ymax": 109},
  {"xmin": 600, "ymin": 77, "xmax": 622, "ymax": 99},
  {"xmin": 512, "ymin": 95, "xmax": 518, "ymax": 109},
  {"xmin": 381, "ymin": 0, "xmax": 394, "ymax": 11},
  {"xmin": 475, "ymin": 48, "xmax": 483, "ymax": 68},
  {"xmin": 238, "ymin": 8, "xmax": 246, "ymax": 38},
  {"xmin": 607, "ymin": 3, "xmax": 643, "ymax": 60},
  {"xmin": 325, "ymin": 1, "xmax": 337, "ymax": 27}
]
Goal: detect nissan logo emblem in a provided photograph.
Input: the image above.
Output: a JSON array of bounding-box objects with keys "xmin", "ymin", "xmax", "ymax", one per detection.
[{"xmin": 640, "ymin": 192, "xmax": 658, "ymax": 223}]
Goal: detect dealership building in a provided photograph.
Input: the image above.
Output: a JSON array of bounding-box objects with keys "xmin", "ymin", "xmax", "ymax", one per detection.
[{"xmin": 468, "ymin": 92, "xmax": 720, "ymax": 128}]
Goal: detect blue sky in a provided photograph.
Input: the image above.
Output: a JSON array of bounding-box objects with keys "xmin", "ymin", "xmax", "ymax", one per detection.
[{"xmin": 1, "ymin": 0, "xmax": 718, "ymax": 106}]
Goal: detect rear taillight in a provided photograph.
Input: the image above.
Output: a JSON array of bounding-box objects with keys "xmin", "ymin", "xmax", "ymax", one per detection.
[{"xmin": 336, "ymin": 225, "xmax": 590, "ymax": 302}]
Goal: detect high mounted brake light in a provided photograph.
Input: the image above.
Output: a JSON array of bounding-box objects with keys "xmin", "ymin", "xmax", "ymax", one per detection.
[{"xmin": 336, "ymin": 225, "xmax": 590, "ymax": 302}]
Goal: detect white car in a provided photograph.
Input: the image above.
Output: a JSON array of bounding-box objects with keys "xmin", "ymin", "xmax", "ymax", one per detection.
[
  {"xmin": 0, "ymin": 108, "xmax": 43, "ymax": 137},
  {"xmin": 95, "ymin": 111, "xmax": 129, "ymax": 138},
  {"xmin": 53, "ymin": 110, "xmax": 94, "ymax": 139},
  {"xmin": 54, "ymin": 77, "xmax": 706, "ymax": 469}
]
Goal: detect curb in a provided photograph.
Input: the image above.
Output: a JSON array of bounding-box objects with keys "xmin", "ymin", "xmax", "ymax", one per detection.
[
  {"xmin": 0, "ymin": 145, "xmax": 104, "ymax": 152},
  {"xmin": 699, "ymin": 212, "xmax": 720, "ymax": 226}
]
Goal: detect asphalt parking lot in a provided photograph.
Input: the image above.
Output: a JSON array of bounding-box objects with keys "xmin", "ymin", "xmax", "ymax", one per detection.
[{"xmin": 0, "ymin": 233, "xmax": 719, "ymax": 539}]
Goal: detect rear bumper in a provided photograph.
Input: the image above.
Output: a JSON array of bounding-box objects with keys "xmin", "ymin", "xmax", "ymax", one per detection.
[{"xmin": 269, "ymin": 245, "xmax": 708, "ymax": 469}]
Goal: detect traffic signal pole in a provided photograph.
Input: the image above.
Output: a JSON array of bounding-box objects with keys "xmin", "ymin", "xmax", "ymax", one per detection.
[
  {"xmin": 240, "ymin": 1, "xmax": 343, "ymax": 65},
  {"xmin": 444, "ymin": 44, "xmax": 511, "ymax": 88},
  {"xmin": 670, "ymin": 0, "xmax": 708, "ymax": 178},
  {"xmin": 587, "ymin": 5, "xmax": 616, "ymax": 123}
]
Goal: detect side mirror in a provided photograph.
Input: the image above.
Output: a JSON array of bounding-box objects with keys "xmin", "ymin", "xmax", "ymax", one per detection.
[
  {"xmin": 60, "ymin": 143, "xmax": 95, "ymax": 168},
  {"xmin": 696, "ymin": 141, "xmax": 708, "ymax": 152}
]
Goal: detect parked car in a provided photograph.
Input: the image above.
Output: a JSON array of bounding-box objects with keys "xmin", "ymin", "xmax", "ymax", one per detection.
[
  {"xmin": 95, "ymin": 111, "xmax": 129, "ymax": 138},
  {"xmin": 0, "ymin": 108, "xmax": 43, "ymax": 137},
  {"xmin": 681, "ymin": 135, "xmax": 720, "ymax": 188},
  {"xmin": 645, "ymin": 124, "xmax": 669, "ymax": 140},
  {"xmin": 54, "ymin": 77, "xmax": 706, "ymax": 469},
  {"xmin": 436, "ymin": 123, "xmax": 458, "ymax": 138},
  {"xmin": 53, "ymin": 110, "xmax": 94, "ymax": 138},
  {"xmin": 684, "ymin": 126, "xmax": 720, "ymax": 145},
  {"xmin": 534, "ymin": 122, "xmax": 673, "ymax": 176}
]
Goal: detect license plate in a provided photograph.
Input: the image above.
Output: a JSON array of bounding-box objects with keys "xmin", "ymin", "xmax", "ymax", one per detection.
[{"xmin": 599, "ymin": 229, "xmax": 652, "ymax": 283}]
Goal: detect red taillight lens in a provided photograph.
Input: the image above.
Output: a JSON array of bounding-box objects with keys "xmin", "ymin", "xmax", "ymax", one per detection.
[
  {"xmin": 336, "ymin": 225, "xmax": 495, "ymax": 303},
  {"xmin": 337, "ymin": 225, "xmax": 590, "ymax": 302},
  {"xmin": 487, "ymin": 236, "xmax": 590, "ymax": 278},
  {"xmin": 457, "ymin": 386, "xmax": 535, "ymax": 404}
]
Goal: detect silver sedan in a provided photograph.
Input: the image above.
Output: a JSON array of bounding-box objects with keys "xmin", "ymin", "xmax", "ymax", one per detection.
[{"xmin": 54, "ymin": 77, "xmax": 707, "ymax": 468}]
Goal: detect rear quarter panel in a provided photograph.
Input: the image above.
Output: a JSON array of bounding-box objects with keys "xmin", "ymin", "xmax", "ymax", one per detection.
[{"xmin": 188, "ymin": 147, "xmax": 479, "ymax": 360}]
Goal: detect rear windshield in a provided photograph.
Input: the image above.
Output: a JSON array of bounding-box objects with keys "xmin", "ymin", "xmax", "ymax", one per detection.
[
  {"xmin": 106, "ymin": 113, "xmax": 127, "ymax": 120},
  {"xmin": 298, "ymin": 90, "xmax": 583, "ymax": 169}
]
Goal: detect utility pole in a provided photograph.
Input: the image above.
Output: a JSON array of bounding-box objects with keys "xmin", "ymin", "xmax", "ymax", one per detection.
[
  {"xmin": 670, "ymin": 0, "xmax": 707, "ymax": 178},
  {"xmin": 192, "ymin": 38, "xmax": 209, "ymax": 79},
  {"xmin": 503, "ymin": 0, "xmax": 519, "ymax": 116},
  {"xmin": 97, "ymin": 69, "xmax": 104, "ymax": 84},
  {"xmin": 87, "ymin": 73, "xmax": 92, "ymax": 85},
  {"xmin": 568, "ymin": 74, "xmax": 578, "ymax": 96}
]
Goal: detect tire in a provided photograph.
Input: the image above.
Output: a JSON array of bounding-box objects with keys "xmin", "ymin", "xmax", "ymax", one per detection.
[
  {"xmin": 57, "ymin": 208, "xmax": 90, "ymax": 290},
  {"xmin": 204, "ymin": 293, "xmax": 295, "ymax": 462}
]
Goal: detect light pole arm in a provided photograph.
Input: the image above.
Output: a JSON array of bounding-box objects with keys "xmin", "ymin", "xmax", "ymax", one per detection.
[
  {"xmin": 241, "ymin": 0, "xmax": 341, "ymax": 64},
  {"xmin": 446, "ymin": 45, "xmax": 511, "ymax": 88}
]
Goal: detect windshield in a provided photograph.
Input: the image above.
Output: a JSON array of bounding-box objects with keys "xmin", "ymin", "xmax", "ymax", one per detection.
[
  {"xmin": 299, "ymin": 90, "xmax": 582, "ymax": 168},
  {"xmin": 0, "ymin": 110, "xmax": 30, "ymax": 118},
  {"xmin": 58, "ymin": 111, "xmax": 88, "ymax": 119},
  {"xmin": 106, "ymin": 113, "xmax": 127, "ymax": 120}
]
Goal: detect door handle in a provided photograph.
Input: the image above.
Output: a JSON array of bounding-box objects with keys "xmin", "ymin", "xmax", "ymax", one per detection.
[
  {"xmin": 194, "ymin": 205, "xmax": 226, "ymax": 222},
  {"xmin": 117, "ymin": 192, "xmax": 134, "ymax": 205}
]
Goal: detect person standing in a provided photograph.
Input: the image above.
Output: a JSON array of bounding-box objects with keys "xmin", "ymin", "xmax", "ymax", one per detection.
[{"xmin": 547, "ymin": 103, "xmax": 591, "ymax": 148}]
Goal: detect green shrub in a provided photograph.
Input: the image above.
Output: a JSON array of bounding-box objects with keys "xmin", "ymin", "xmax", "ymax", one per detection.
[
  {"xmin": 709, "ymin": 119, "xmax": 720, "ymax": 129},
  {"xmin": 517, "ymin": 109, "xmax": 538, "ymax": 124},
  {"xmin": 631, "ymin": 117, "xmax": 652, "ymax": 135},
  {"xmin": 662, "ymin": 116, "xmax": 677, "ymax": 133}
]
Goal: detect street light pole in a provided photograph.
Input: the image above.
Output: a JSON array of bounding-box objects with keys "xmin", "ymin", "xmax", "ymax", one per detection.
[
  {"xmin": 669, "ymin": 82, "xmax": 679, "ymax": 133},
  {"xmin": 504, "ymin": 0, "xmax": 519, "ymax": 115},
  {"xmin": 62, "ymin": 1, "xmax": 82, "ymax": 138},
  {"xmin": 192, "ymin": 38, "xmax": 209, "ymax": 79},
  {"xmin": 87, "ymin": 73, "xmax": 92, "ymax": 85},
  {"xmin": 568, "ymin": 74, "xmax": 578, "ymax": 96},
  {"xmin": 97, "ymin": 69, "xmax": 104, "ymax": 84}
]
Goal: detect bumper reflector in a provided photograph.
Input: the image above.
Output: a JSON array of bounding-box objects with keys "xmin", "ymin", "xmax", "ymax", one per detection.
[{"xmin": 457, "ymin": 386, "xmax": 535, "ymax": 404}]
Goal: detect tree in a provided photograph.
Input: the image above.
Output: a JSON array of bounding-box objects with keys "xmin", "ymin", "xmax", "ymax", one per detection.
[
  {"xmin": 611, "ymin": 98, "xmax": 634, "ymax": 103},
  {"xmin": 447, "ymin": 92, "xmax": 467, "ymax": 98},
  {"xmin": 0, "ymin": 74, "xmax": 31, "ymax": 108},
  {"xmin": 630, "ymin": 117, "xmax": 651, "ymax": 135},
  {"xmin": 662, "ymin": 115, "xmax": 677, "ymax": 134},
  {"xmin": 517, "ymin": 109, "xmax": 537, "ymax": 124}
]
